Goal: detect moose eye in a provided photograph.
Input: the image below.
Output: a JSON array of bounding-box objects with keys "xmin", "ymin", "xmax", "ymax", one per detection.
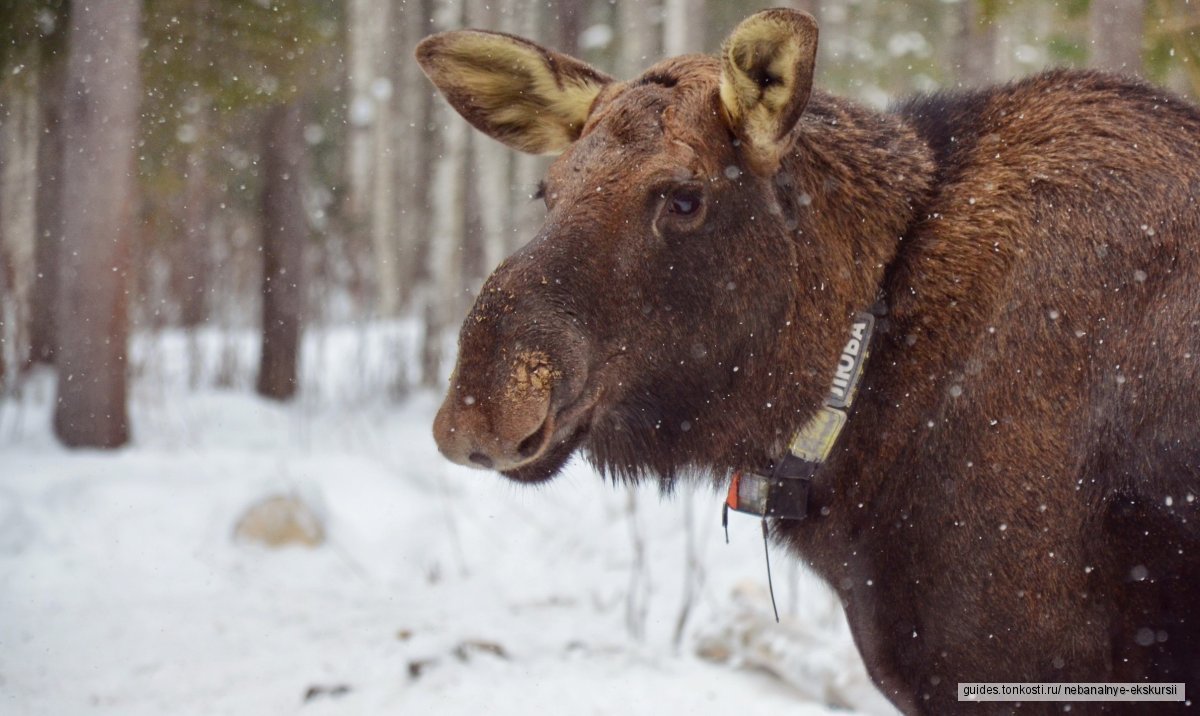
[
  {"xmin": 667, "ymin": 190, "xmax": 701, "ymax": 216},
  {"xmin": 653, "ymin": 183, "xmax": 707, "ymax": 235}
]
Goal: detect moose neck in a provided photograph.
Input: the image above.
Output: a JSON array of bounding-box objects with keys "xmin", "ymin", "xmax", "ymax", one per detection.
[
  {"xmin": 786, "ymin": 90, "xmax": 937, "ymax": 309},
  {"xmin": 744, "ymin": 91, "xmax": 936, "ymax": 472}
]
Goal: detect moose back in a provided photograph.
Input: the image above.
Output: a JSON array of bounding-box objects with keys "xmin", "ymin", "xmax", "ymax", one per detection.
[{"xmin": 417, "ymin": 9, "xmax": 1200, "ymax": 714}]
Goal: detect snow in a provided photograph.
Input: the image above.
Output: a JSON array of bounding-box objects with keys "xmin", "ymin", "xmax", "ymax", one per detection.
[{"xmin": 0, "ymin": 324, "xmax": 896, "ymax": 716}]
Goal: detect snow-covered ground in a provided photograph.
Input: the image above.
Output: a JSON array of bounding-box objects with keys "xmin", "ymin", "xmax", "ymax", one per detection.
[{"xmin": 0, "ymin": 324, "xmax": 896, "ymax": 716}]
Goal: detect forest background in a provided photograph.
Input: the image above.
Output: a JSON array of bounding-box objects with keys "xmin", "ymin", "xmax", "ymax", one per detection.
[{"xmin": 0, "ymin": 0, "xmax": 1198, "ymax": 431}]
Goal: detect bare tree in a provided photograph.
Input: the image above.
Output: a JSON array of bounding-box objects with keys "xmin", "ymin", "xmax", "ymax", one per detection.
[
  {"xmin": 174, "ymin": 1, "xmax": 216, "ymax": 330},
  {"xmin": 28, "ymin": 49, "xmax": 66, "ymax": 366},
  {"xmin": 664, "ymin": 0, "xmax": 706, "ymax": 55},
  {"xmin": 954, "ymin": 1, "xmax": 998, "ymax": 87},
  {"xmin": 395, "ymin": 0, "xmax": 440, "ymax": 309},
  {"xmin": 0, "ymin": 73, "xmax": 39, "ymax": 383},
  {"xmin": 178, "ymin": 103, "xmax": 213, "ymax": 328},
  {"xmin": 1090, "ymin": 0, "xmax": 1147, "ymax": 75},
  {"xmin": 466, "ymin": 0, "xmax": 513, "ymax": 283},
  {"xmin": 348, "ymin": 0, "xmax": 401, "ymax": 316},
  {"xmin": 0, "ymin": 264, "xmax": 7, "ymax": 389},
  {"xmin": 0, "ymin": 100, "xmax": 9, "ymax": 387},
  {"xmin": 53, "ymin": 0, "xmax": 141, "ymax": 448},
  {"xmin": 256, "ymin": 100, "xmax": 308, "ymax": 401},
  {"xmin": 420, "ymin": 106, "xmax": 468, "ymax": 387},
  {"xmin": 509, "ymin": 0, "xmax": 550, "ymax": 249},
  {"xmin": 618, "ymin": 0, "xmax": 661, "ymax": 78},
  {"xmin": 553, "ymin": 0, "xmax": 589, "ymax": 56},
  {"xmin": 420, "ymin": 0, "xmax": 468, "ymax": 387},
  {"xmin": 624, "ymin": 489, "xmax": 650, "ymax": 641}
]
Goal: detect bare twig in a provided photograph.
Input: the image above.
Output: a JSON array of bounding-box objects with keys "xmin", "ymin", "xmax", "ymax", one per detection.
[{"xmin": 624, "ymin": 487, "xmax": 649, "ymax": 641}]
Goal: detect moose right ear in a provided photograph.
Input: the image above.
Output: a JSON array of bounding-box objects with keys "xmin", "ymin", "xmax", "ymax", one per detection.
[
  {"xmin": 718, "ymin": 9, "xmax": 819, "ymax": 175},
  {"xmin": 416, "ymin": 30, "xmax": 613, "ymax": 155}
]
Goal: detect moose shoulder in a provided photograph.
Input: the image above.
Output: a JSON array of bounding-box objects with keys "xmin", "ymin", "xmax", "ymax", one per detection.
[{"xmin": 417, "ymin": 9, "xmax": 1200, "ymax": 714}]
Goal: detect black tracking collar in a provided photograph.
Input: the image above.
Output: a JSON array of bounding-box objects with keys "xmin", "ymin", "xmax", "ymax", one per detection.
[{"xmin": 724, "ymin": 312, "xmax": 876, "ymax": 522}]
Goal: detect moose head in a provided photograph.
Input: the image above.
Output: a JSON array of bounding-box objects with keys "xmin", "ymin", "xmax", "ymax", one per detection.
[{"xmin": 419, "ymin": 9, "xmax": 929, "ymax": 485}]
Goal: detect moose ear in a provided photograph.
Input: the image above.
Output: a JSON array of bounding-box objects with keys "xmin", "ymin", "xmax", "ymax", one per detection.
[
  {"xmin": 718, "ymin": 9, "xmax": 819, "ymax": 174},
  {"xmin": 416, "ymin": 30, "xmax": 613, "ymax": 155}
]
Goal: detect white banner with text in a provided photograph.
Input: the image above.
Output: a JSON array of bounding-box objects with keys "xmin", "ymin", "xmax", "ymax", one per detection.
[{"xmin": 958, "ymin": 683, "xmax": 1185, "ymax": 702}]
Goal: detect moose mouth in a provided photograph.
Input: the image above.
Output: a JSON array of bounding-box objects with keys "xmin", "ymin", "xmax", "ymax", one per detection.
[
  {"xmin": 499, "ymin": 390, "xmax": 600, "ymax": 484},
  {"xmin": 500, "ymin": 425, "xmax": 589, "ymax": 483}
]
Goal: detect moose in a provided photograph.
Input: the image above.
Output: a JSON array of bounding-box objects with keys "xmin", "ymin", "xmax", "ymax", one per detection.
[{"xmin": 418, "ymin": 8, "xmax": 1200, "ymax": 714}]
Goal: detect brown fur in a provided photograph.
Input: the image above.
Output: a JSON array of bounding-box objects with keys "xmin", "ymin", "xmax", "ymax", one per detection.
[{"xmin": 421, "ymin": 10, "xmax": 1200, "ymax": 714}]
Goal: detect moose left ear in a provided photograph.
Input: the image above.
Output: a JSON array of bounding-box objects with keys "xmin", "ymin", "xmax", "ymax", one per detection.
[{"xmin": 718, "ymin": 9, "xmax": 819, "ymax": 174}]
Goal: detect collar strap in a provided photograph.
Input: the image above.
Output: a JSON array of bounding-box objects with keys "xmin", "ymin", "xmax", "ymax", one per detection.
[{"xmin": 725, "ymin": 312, "xmax": 876, "ymax": 521}]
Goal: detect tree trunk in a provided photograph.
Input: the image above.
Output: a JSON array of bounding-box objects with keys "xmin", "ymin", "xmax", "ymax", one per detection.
[
  {"xmin": 53, "ymin": 0, "xmax": 141, "ymax": 448},
  {"xmin": 256, "ymin": 100, "xmax": 308, "ymax": 401},
  {"xmin": 420, "ymin": 0, "xmax": 467, "ymax": 388},
  {"xmin": 0, "ymin": 97, "xmax": 8, "ymax": 388},
  {"xmin": 28, "ymin": 33, "xmax": 68, "ymax": 366},
  {"xmin": 1, "ymin": 73, "xmax": 39, "ymax": 386},
  {"xmin": 509, "ymin": 0, "xmax": 550, "ymax": 250},
  {"xmin": 393, "ymin": 0, "xmax": 432, "ymax": 307},
  {"xmin": 954, "ymin": 1, "xmax": 998, "ymax": 87},
  {"xmin": 466, "ymin": 0, "xmax": 512, "ymax": 282},
  {"xmin": 172, "ymin": 0, "xmax": 216, "ymax": 329},
  {"xmin": 178, "ymin": 102, "xmax": 213, "ymax": 327},
  {"xmin": 1090, "ymin": 0, "xmax": 1146, "ymax": 75},
  {"xmin": 0, "ymin": 257, "xmax": 6, "ymax": 388},
  {"xmin": 663, "ymin": 0, "xmax": 706, "ymax": 56},
  {"xmin": 420, "ymin": 105, "xmax": 468, "ymax": 388},
  {"xmin": 345, "ymin": 0, "xmax": 378, "ymax": 223},
  {"xmin": 618, "ymin": 0, "xmax": 661, "ymax": 78},
  {"xmin": 553, "ymin": 0, "xmax": 588, "ymax": 55},
  {"xmin": 0, "ymin": 126, "xmax": 5, "ymax": 386},
  {"xmin": 348, "ymin": 0, "xmax": 401, "ymax": 316},
  {"xmin": 368, "ymin": 69, "xmax": 398, "ymax": 316}
]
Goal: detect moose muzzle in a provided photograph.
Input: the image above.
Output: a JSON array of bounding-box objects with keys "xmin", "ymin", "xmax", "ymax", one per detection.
[
  {"xmin": 432, "ymin": 310, "xmax": 592, "ymax": 476},
  {"xmin": 433, "ymin": 351, "xmax": 553, "ymax": 470}
]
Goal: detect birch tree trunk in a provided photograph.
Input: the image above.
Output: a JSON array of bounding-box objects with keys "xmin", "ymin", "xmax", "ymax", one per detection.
[
  {"xmin": 1090, "ymin": 0, "xmax": 1146, "ymax": 75},
  {"xmin": 421, "ymin": 0, "xmax": 468, "ymax": 388},
  {"xmin": 346, "ymin": 0, "xmax": 376, "ymax": 220},
  {"xmin": 178, "ymin": 102, "xmax": 213, "ymax": 327},
  {"xmin": 0, "ymin": 75, "xmax": 38, "ymax": 382},
  {"xmin": 509, "ymin": 0, "xmax": 550, "ymax": 250},
  {"xmin": 348, "ymin": 0, "xmax": 401, "ymax": 316},
  {"xmin": 954, "ymin": 1, "xmax": 998, "ymax": 87},
  {"xmin": 396, "ymin": 0, "xmax": 438, "ymax": 308},
  {"xmin": 420, "ymin": 110, "xmax": 468, "ymax": 388},
  {"xmin": 53, "ymin": 0, "xmax": 141, "ymax": 448},
  {"xmin": 257, "ymin": 100, "xmax": 308, "ymax": 401},
  {"xmin": 0, "ymin": 137, "xmax": 4, "ymax": 386},
  {"xmin": 370, "ymin": 70, "xmax": 398, "ymax": 316},
  {"xmin": 663, "ymin": 0, "xmax": 706, "ymax": 56},
  {"xmin": 467, "ymin": 0, "xmax": 513, "ymax": 282},
  {"xmin": 553, "ymin": 0, "xmax": 588, "ymax": 55},
  {"xmin": 28, "ymin": 35, "xmax": 68, "ymax": 366},
  {"xmin": 618, "ymin": 0, "xmax": 661, "ymax": 78}
]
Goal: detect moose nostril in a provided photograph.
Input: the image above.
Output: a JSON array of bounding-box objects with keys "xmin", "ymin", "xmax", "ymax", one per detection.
[
  {"xmin": 468, "ymin": 451, "xmax": 494, "ymax": 468},
  {"xmin": 516, "ymin": 422, "xmax": 549, "ymax": 460}
]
